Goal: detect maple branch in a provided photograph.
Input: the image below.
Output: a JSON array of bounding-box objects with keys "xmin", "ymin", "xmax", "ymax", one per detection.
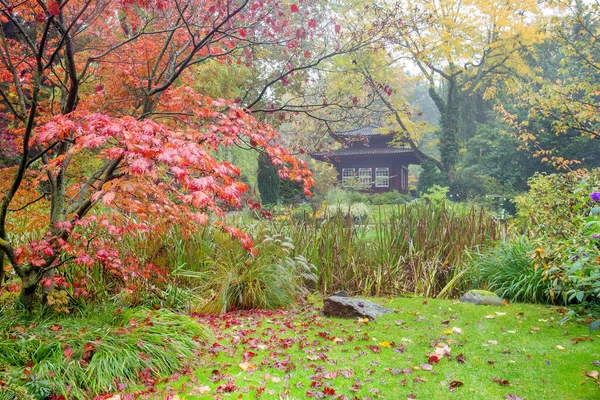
[
  {"xmin": 0, "ymin": 86, "xmax": 24, "ymax": 121},
  {"xmin": 44, "ymin": 0, "xmax": 95, "ymax": 71},
  {"xmin": 8, "ymin": 194, "xmax": 46, "ymax": 212},
  {"xmin": 147, "ymin": 0, "xmax": 250, "ymax": 98},
  {"xmin": 246, "ymin": 50, "xmax": 357, "ymax": 110},
  {"xmin": 70, "ymin": 156, "xmax": 123, "ymax": 220},
  {"xmin": 25, "ymin": 142, "xmax": 59, "ymax": 168},
  {"xmin": 0, "ymin": 66, "xmax": 40, "ymax": 246}
]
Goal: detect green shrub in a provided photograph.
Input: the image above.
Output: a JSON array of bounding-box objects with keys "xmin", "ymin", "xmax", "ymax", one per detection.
[
  {"xmin": 292, "ymin": 203, "xmax": 313, "ymax": 220},
  {"xmin": 468, "ymin": 237, "xmax": 553, "ymax": 303},
  {"xmin": 514, "ymin": 169, "xmax": 600, "ymax": 304},
  {"xmin": 175, "ymin": 231, "xmax": 316, "ymax": 314},
  {"xmin": 324, "ymin": 188, "xmax": 369, "ymax": 205},
  {"xmin": 326, "ymin": 202, "xmax": 370, "ymax": 223},
  {"xmin": 0, "ymin": 306, "xmax": 210, "ymax": 399},
  {"xmin": 370, "ymin": 190, "xmax": 410, "ymax": 205}
]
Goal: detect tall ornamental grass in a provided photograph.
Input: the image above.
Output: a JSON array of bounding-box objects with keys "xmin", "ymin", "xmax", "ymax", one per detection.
[{"xmin": 278, "ymin": 202, "xmax": 499, "ymax": 298}]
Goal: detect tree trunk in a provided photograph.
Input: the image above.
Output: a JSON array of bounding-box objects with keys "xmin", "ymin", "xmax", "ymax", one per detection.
[{"xmin": 18, "ymin": 276, "xmax": 39, "ymax": 310}]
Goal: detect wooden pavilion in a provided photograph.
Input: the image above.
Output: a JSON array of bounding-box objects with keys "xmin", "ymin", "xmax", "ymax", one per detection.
[{"xmin": 309, "ymin": 126, "xmax": 422, "ymax": 194}]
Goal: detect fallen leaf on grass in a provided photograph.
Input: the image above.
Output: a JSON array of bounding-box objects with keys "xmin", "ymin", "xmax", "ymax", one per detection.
[
  {"xmin": 505, "ymin": 394, "xmax": 525, "ymax": 400},
  {"xmin": 190, "ymin": 386, "xmax": 211, "ymax": 395},
  {"xmin": 452, "ymin": 327, "xmax": 463, "ymax": 334},
  {"xmin": 495, "ymin": 312, "xmax": 507, "ymax": 316},
  {"xmin": 586, "ymin": 370, "xmax": 599, "ymax": 380},
  {"xmin": 556, "ymin": 345, "xmax": 566, "ymax": 351},
  {"xmin": 456, "ymin": 354, "xmax": 466, "ymax": 363},
  {"xmin": 571, "ymin": 337, "xmax": 593, "ymax": 344},
  {"xmin": 448, "ymin": 380, "xmax": 464, "ymax": 391},
  {"xmin": 238, "ymin": 362, "xmax": 256, "ymax": 372},
  {"xmin": 379, "ymin": 341, "xmax": 393, "ymax": 348},
  {"xmin": 442, "ymin": 330, "xmax": 454, "ymax": 335},
  {"xmin": 484, "ymin": 315, "xmax": 495, "ymax": 319},
  {"xmin": 492, "ymin": 377, "xmax": 511, "ymax": 386}
]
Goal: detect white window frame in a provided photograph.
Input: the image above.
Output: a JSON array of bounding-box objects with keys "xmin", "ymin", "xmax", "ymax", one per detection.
[
  {"xmin": 341, "ymin": 168, "xmax": 355, "ymax": 187},
  {"xmin": 375, "ymin": 167, "xmax": 389, "ymax": 188},
  {"xmin": 358, "ymin": 168, "xmax": 372, "ymax": 187}
]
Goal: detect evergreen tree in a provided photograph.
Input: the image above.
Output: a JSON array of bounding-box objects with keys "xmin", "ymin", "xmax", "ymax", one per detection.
[{"xmin": 257, "ymin": 153, "xmax": 280, "ymax": 205}]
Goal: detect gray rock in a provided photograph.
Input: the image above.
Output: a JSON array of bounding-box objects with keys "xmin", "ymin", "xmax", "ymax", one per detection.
[
  {"xmin": 459, "ymin": 290, "xmax": 506, "ymax": 306},
  {"xmin": 323, "ymin": 296, "xmax": 392, "ymax": 320}
]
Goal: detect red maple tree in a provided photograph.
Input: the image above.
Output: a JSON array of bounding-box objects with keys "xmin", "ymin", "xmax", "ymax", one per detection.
[{"xmin": 0, "ymin": 0, "xmax": 320, "ymax": 308}]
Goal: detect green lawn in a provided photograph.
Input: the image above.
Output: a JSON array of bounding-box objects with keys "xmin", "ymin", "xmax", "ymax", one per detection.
[{"xmin": 157, "ymin": 297, "xmax": 600, "ymax": 399}]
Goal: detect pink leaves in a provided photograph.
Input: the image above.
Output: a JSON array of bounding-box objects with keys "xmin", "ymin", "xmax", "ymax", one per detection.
[{"xmin": 129, "ymin": 158, "xmax": 152, "ymax": 175}]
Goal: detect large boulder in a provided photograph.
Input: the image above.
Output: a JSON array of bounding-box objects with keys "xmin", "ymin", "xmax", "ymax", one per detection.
[
  {"xmin": 459, "ymin": 289, "xmax": 506, "ymax": 306},
  {"xmin": 323, "ymin": 296, "xmax": 392, "ymax": 320}
]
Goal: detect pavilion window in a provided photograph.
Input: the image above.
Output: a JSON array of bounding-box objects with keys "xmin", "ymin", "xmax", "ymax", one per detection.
[
  {"xmin": 342, "ymin": 168, "xmax": 356, "ymax": 187},
  {"xmin": 375, "ymin": 167, "xmax": 389, "ymax": 187},
  {"xmin": 358, "ymin": 168, "xmax": 372, "ymax": 187}
]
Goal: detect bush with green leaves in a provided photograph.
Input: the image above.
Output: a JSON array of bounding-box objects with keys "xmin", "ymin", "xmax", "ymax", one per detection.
[
  {"xmin": 326, "ymin": 202, "xmax": 370, "ymax": 224},
  {"xmin": 514, "ymin": 169, "xmax": 600, "ymax": 304},
  {"xmin": 175, "ymin": 231, "xmax": 316, "ymax": 314},
  {"xmin": 468, "ymin": 237, "xmax": 553, "ymax": 303},
  {"xmin": 0, "ymin": 306, "xmax": 210, "ymax": 399},
  {"xmin": 370, "ymin": 190, "xmax": 411, "ymax": 205},
  {"xmin": 324, "ymin": 187, "xmax": 369, "ymax": 205},
  {"xmin": 292, "ymin": 203, "xmax": 313, "ymax": 220}
]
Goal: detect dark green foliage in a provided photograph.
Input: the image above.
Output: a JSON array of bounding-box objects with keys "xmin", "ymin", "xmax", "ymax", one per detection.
[
  {"xmin": 418, "ymin": 158, "xmax": 448, "ymax": 194},
  {"xmin": 0, "ymin": 306, "xmax": 209, "ymax": 399},
  {"xmin": 173, "ymin": 231, "xmax": 316, "ymax": 314},
  {"xmin": 469, "ymin": 237, "xmax": 553, "ymax": 303},
  {"xmin": 257, "ymin": 152, "xmax": 280, "ymax": 205},
  {"xmin": 450, "ymin": 170, "xmax": 506, "ymax": 201},
  {"xmin": 291, "ymin": 203, "xmax": 313, "ymax": 220},
  {"xmin": 279, "ymin": 178, "xmax": 305, "ymax": 205}
]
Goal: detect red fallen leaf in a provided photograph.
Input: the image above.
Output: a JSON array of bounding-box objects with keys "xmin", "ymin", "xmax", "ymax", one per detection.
[
  {"xmin": 428, "ymin": 355, "xmax": 440, "ymax": 365},
  {"xmin": 322, "ymin": 387, "xmax": 335, "ymax": 396},
  {"xmin": 239, "ymin": 29, "xmax": 247, "ymax": 38},
  {"xmin": 49, "ymin": 324, "xmax": 62, "ymax": 331},
  {"xmin": 368, "ymin": 345, "xmax": 380, "ymax": 353},
  {"xmin": 492, "ymin": 377, "xmax": 511, "ymax": 386},
  {"xmin": 449, "ymin": 380, "xmax": 464, "ymax": 391},
  {"xmin": 308, "ymin": 18, "xmax": 317, "ymax": 29},
  {"xmin": 407, "ymin": 393, "xmax": 416, "ymax": 398},
  {"xmin": 47, "ymin": 0, "xmax": 60, "ymax": 16},
  {"xmin": 505, "ymin": 395, "xmax": 525, "ymax": 400},
  {"xmin": 215, "ymin": 379, "xmax": 238, "ymax": 393},
  {"xmin": 63, "ymin": 345, "xmax": 73, "ymax": 358},
  {"xmin": 242, "ymin": 350, "xmax": 257, "ymax": 361},
  {"xmin": 456, "ymin": 354, "xmax": 466, "ymax": 363},
  {"xmin": 290, "ymin": 4, "xmax": 299, "ymax": 13}
]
